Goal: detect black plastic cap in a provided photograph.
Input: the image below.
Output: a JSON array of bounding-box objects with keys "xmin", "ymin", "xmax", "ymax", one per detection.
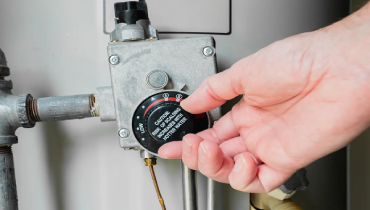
[
  {"xmin": 114, "ymin": 1, "xmax": 149, "ymax": 24},
  {"xmin": 279, "ymin": 168, "xmax": 309, "ymax": 194}
]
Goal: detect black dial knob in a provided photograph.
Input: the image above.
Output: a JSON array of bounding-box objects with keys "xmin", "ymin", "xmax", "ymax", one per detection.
[{"xmin": 132, "ymin": 92, "xmax": 210, "ymax": 154}]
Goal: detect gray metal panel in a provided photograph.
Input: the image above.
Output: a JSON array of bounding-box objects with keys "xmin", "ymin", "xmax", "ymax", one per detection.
[{"xmin": 107, "ymin": 37, "xmax": 219, "ymax": 150}]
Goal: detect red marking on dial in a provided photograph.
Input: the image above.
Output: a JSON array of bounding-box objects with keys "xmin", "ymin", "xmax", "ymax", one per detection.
[
  {"xmin": 195, "ymin": 113, "xmax": 206, "ymax": 119},
  {"xmin": 144, "ymin": 97, "xmax": 183, "ymax": 117}
]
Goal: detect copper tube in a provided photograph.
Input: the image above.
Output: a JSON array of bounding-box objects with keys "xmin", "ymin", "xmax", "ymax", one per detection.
[{"xmin": 145, "ymin": 158, "xmax": 166, "ymax": 210}]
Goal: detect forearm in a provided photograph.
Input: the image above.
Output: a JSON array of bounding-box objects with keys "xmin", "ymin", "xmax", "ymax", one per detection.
[{"xmin": 312, "ymin": 1, "xmax": 370, "ymax": 73}]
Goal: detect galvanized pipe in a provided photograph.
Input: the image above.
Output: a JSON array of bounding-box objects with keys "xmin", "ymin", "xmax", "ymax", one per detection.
[
  {"xmin": 30, "ymin": 94, "xmax": 97, "ymax": 122},
  {"xmin": 0, "ymin": 146, "xmax": 18, "ymax": 210},
  {"xmin": 181, "ymin": 161, "xmax": 198, "ymax": 210}
]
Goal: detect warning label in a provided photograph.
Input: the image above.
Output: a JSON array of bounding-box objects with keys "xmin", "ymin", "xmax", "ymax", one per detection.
[{"xmin": 152, "ymin": 108, "xmax": 188, "ymax": 141}]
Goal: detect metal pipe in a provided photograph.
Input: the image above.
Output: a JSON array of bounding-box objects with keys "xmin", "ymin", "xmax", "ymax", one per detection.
[
  {"xmin": 29, "ymin": 94, "xmax": 97, "ymax": 122},
  {"xmin": 0, "ymin": 146, "xmax": 18, "ymax": 210},
  {"xmin": 181, "ymin": 161, "xmax": 198, "ymax": 210},
  {"xmin": 207, "ymin": 178, "xmax": 215, "ymax": 210}
]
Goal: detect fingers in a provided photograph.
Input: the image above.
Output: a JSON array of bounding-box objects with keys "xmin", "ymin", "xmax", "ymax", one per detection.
[
  {"xmin": 181, "ymin": 134, "xmax": 204, "ymax": 170},
  {"xmin": 197, "ymin": 112, "xmax": 239, "ymax": 144},
  {"xmin": 159, "ymin": 139, "xmax": 292, "ymax": 193},
  {"xmin": 229, "ymin": 152, "xmax": 293, "ymax": 193},
  {"xmin": 181, "ymin": 66, "xmax": 243, "ymax": 114},
  {"xmin": 160, "ymin": 135, "xmax": 235, "ymax": 184},
  {"xmin": 197, "ymin": 140, "xmax": 234, "ymax": 183},
  {"xmin": 229, "ymin": 153, "xmax": 258, "ymax": 190},
  {"xmin": 219, "ymin": 137, "xmax": 248, "ymax": 158},
  {"xmin": 158, "ymin": 141, "xmax": 182, "ymax": 159}
]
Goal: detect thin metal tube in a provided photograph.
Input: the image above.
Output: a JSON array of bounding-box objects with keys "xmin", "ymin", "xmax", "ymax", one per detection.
[
  {"xmin": 207, "ymin": 178, "xmax": 215, "ymax": 210},
  {"xmin": 103, "ymin": 0, "xmax": 110, "ymax": 35},
  {"xmin": 148, "ymin": 165, "xmax": 166, "ymax": 210},
  {"xmin": 181, "ymin": 161, "xmax": 198, "ymax": 210}
]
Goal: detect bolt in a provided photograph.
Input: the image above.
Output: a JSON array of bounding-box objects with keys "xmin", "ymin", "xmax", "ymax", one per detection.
[
  {"xmin": 109, "ymin": 55, "xmax": 120, "ymax": 65},
  {"xmin": 203, "ymin": 46, "xmax": 215, "ymax": 57},
  {"xmin": 118, "ymin": 128, "xmax": 130, "ymax": 138}
]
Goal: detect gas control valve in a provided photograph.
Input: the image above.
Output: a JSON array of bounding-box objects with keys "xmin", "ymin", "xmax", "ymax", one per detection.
[{"xmin": 133, "ymin": 91, "xmax": 209, "ymax": 154}]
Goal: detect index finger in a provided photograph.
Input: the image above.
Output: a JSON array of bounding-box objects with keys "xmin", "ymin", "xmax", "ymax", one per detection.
[{"xmin": 181, "ymin": 62, "xmax": 244, "ymax": 114}]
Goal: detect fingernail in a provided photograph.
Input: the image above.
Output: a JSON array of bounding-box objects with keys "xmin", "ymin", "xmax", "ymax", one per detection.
[
  {"xmin": 183, "ymin": 137, "xmax": 192, "ymax": 156},
  {"xmin": 233, "ymin": 155, "xmax": 246, "ymax": 173},
  {"xmin": 199, "ymin": 142, "xmax": 208, "ymax": 163}
]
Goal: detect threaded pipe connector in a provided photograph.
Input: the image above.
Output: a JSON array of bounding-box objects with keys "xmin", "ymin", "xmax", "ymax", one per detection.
[
  {"xmin": 28, "ymin": 98, "xmax": 41, "ymax": 122},
  {"xmin": 89, "ymin": 94, "xmax": 100, "ymax": 117},
  {"xmin": 0, "ymin": 146, "xmax": 12, "ymax": 155}
]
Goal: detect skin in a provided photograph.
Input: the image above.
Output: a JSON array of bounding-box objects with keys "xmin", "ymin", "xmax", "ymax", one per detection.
[{"xmin": 159, "ymin": 3, "xmax": 370, "ymax": 193}]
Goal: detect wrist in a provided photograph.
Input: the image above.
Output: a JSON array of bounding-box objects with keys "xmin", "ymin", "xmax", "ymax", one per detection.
[
  {"xmin": 342, "ymin": 2, "xmax": 370, "ymax": 29},
  {"xmin": 313, "ymin": 3, "xmax": 370, "ymax": 72}
]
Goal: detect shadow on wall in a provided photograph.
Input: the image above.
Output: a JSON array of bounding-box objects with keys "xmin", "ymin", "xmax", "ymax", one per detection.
[
  {"xmin": 39, "ymin": 122, "xmax": 68, "ymax": 210},
  {"xmin": 42, "ymin": 121, "xmax": 70, "ymax": 210}
]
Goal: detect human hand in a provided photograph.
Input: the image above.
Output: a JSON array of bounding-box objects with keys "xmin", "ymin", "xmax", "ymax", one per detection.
[{"xmin": 159, "ymin": 5, "xmax": 370, "ymax": 193}]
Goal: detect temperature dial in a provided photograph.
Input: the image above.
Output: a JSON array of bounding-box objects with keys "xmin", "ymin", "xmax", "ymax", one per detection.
[{"xmin": 133, "ymin": 92, "xmax": 210, "ymax": 154}]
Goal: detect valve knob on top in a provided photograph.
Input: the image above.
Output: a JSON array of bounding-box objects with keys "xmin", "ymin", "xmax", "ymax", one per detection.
[{"xmin": 114, "ymin": 1, "xmax": 149, "ymax": 24}]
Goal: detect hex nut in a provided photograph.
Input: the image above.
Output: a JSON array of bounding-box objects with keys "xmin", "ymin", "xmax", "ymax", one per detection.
[
  {"xmin": 0, "ymin": 67, "xmax": 10, "ymax": 77},
  {"xmin": 0, "ymin": 80, "xmax": 13, "ymax": 90},
  {"xmin": 144, "ymin": 158, "xmax": 157, "ymax": 166}
]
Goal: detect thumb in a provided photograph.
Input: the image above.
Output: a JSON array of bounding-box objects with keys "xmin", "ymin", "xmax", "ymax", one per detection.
[{"xmin": 181, "ymin": 61, "xmax": 245, "ymax": 114}]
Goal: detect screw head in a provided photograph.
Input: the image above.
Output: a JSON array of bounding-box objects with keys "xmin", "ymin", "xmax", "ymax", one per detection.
[
  {"xmin": 118, "ymin": 128, "xmax": 130, "ymax": 138},
  {"xmin": 109, "ymin": 55, "xmax": 120, "ymax": 65},
  {"xmin": 203, "ymin": 46, "xmax": 215, "ymax": 57}
]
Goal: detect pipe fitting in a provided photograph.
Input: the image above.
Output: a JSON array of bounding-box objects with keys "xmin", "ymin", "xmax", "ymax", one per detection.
[
  {"xmin": 250, "ymin": 193, "xmax": 302, "ymax": 210},
  {"xmin": 96, "ymin": 87, "xmax": 116, "ymax": 122},
  {"xmin": 0, "ymin": 67, "xmax": 10, "ymax": 77},
  {"xmin": 17, "ymin": 94, "xmax": 36, "ymax": 128},
  {"xmin": 0, "ymin": 80, "xmax": 13, "ymax": 91}
]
